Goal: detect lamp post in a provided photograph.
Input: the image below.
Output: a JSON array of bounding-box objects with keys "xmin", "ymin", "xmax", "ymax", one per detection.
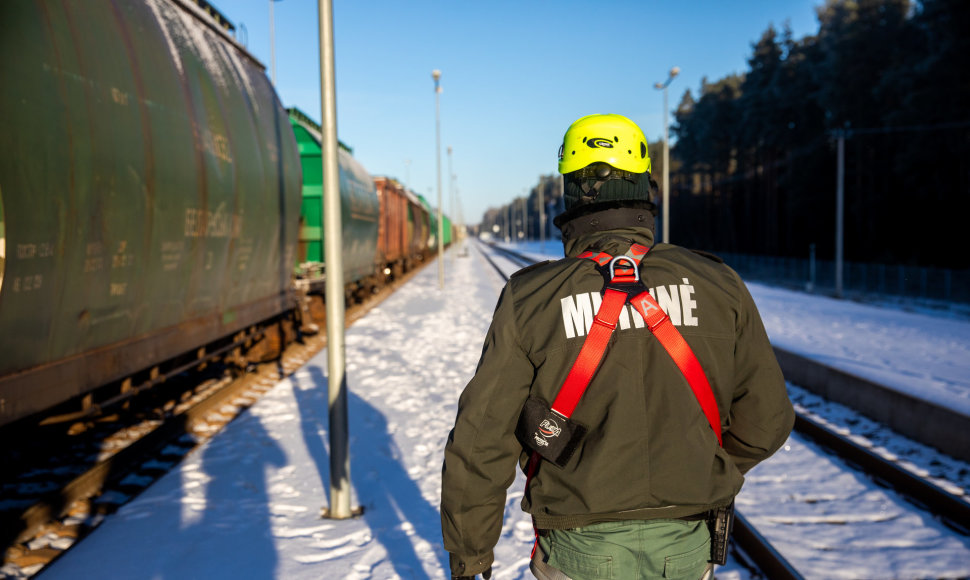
[
  {"xmin": 522, "ymin": 196, "xmax": 528, "ymax": 240},
  {"xmin": 432, "ymin": 70, "xmax": 444, "ymax": 289},
  {"xmin": 447, "ymin": 145, "xmax": 454, "ymax": 263},
  {"xmin": 539, "ymin": 185, "xmax": 546, "ymax": 247},
  {"xmin": 506, "ymin": 204, "xmax": 511, "ymax": 242},
  {"xmin": 318, "ymin": 0, "xmax": 355, "ymax": 520},
  {"xmin": 269, "ymin": 0, "xmax": 281, "ymax": 85},
  {"xmin": 447, "ymin": 146, "xmax": 454, "ymax": 218},
  {"xmin": 835, "ymin": 129, "xmax": 845, "ymax": 298},
  {"xmin": 654, "ymin": 66, "xmax": 679, "ymax": 244}
]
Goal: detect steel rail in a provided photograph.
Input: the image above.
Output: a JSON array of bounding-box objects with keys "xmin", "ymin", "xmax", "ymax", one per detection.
[
  {"xmin": 732, "ymin": 512, "xmax": 804, "ymax": 580},
  {"xmin": 485, "ymin": 242, "xmax": 539, "ymax": 269},
  {"xmin": 794, "ymin": 413, "xmax": 970, "ymax": 534},
  {"xmin": 5, "ymin": 370, "xmax": 260, "ymax": 547},
  {"xmin": 477, "ymin": 243, "xmax": 524, "ymax": 281}
]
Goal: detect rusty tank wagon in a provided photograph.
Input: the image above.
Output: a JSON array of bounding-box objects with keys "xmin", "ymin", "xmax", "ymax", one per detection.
[{"xmin": 0, "ymin": 0, "xmax": 303, "ymax": 426}]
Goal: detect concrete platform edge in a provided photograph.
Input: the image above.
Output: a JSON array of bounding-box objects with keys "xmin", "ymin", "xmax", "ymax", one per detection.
[{"xmin": 774, "ymin": 347, "xmax": 970, "ymax": 463}]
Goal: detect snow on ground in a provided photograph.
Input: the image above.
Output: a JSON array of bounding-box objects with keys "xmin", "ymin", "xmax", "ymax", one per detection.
[
  {"xmin": 38, "ymin": 240, "xmax": 970, "ymax": 579},
  {"xmin": 749, "ymin": 283, "xmax": 970, "ymax": 416}
]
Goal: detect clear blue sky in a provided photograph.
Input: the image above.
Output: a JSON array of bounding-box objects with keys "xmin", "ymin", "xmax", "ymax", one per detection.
[{"xmin": 224, "ymin": 0, "xmax": 822, "ymax": 224}]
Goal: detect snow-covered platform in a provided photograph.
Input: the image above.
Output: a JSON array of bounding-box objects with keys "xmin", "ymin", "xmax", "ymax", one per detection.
[{"xmin": 38, "ymin": 241, "xmax": 970, "ymax": 579}]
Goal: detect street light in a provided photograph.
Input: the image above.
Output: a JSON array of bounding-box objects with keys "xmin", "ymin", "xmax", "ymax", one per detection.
[
  {"xmin": 538, "ymin": 184, "xmax": 545, "ymax": 247},
  {"xmin": 835, "ymin": 129, "xmax": 846, "ymax": 298},
  {"xmin": 269, "ymin": 0, "xmax": 282, "ymax": 86},
  {"xmin": 506, "ymin": 203, "xmax": 511, "ymax": 242},
  {"xmin": 447, "ymin": 145, "xmax": 454, "ymax": 263},
  {"xmin": 654, "ymin": 66, "xmax": 679, "ymax": 244},
  {"xmin": 432, "ymin": 70, "xmax": 444, "ymax": 289},
  {"xmin": 318, "ymin": 0, "xmax": 358, "ymax": 520},
  {"xmin": 447, "ymin": 146, "xmax": 454, "ymax": 217}
]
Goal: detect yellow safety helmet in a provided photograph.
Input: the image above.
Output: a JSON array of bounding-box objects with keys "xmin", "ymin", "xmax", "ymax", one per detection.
[{"xmin": 558, "ymin": 114, "xmax": 651, "ymax": 175}]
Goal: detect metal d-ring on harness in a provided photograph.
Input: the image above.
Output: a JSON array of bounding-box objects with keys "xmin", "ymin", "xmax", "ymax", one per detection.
[{"xmin": 518, "ymin": 242, "xmax": 731, "ymax": 564}]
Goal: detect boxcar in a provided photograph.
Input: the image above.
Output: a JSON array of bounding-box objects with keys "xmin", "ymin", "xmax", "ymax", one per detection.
[
  {"xmin": 374, "ymin": 177, "xmax": 434, "ymax": 277},
  {"xmin": 374, "ymin": 176, "xmax": 408, "ymax": 279},
  {"xmin": 404, "ymin": 188, "xmax": 430, "ymax": 263}
]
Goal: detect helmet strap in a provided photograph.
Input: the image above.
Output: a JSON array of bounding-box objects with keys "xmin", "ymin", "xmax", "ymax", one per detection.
[{"xmin": 580, "ymin": 178, "xmax": 607, "ymax": 200}]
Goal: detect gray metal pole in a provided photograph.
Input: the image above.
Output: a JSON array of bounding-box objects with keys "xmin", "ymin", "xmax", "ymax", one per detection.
[
  {"xmin": 447, "ymin": 146, "xmax": 454, "ymax": 221},
  {"xmin": 662, "ymin": 85, "xmax": 670, "ymax": 244},
  {"xmin": 654, "ymin": 67, "xmax": 679, "ymax": 245},
  {"xmin": 269, "ymin": 0, "xmax": 277, "ymax": 86},
  {"xmin": 539, "ymin": 185, "xmax": 545, "ymax": 247},
  {"xmin": 808, "ymin": 243, "xmax": 816, "ymax": 293},
  {"xmin": 524, "ymin": 197, "xmax": 529, "ymax": 239},
  {"xmin": 433, "ymin": 70, "xmax": 444, "ymax": 289},
  {"xmin": 523, "ymin": 197, "xmax": 528, "ymax": 240},
  {"xmin": 447, "ymin": 146, "xmax": 454, "ymax": 263},
  {"xmin": 318, "ymin": 0, "xmax": 351, "ymax": 519},
  {"xmin": 836, "ymin": 132, "xmax": 845, "ymax": 298}
]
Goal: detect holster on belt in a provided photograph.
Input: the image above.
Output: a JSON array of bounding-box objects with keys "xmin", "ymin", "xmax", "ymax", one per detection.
[{"xmin": 706, "ymin": 501, "xmax": 735, "ymax": 565}]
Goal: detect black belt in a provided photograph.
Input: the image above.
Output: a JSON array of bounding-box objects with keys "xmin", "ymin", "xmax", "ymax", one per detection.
[{"xmin": 539, "ymin": 512, "xmax": 709, "ymax": 536}]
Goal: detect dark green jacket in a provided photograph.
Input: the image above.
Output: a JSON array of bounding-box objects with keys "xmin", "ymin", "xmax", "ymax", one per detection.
[{"xmin": 441, "ymin": 222, "xmax": 794, "ymax": 577}]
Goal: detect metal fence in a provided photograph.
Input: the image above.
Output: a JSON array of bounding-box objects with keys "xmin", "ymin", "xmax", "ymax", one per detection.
[{"xmin": 719, "ymin": 252, "xmax": 970, "ymax": 312}]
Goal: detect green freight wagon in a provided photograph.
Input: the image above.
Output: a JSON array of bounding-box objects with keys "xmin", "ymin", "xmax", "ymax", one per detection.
[
  {"xmin": 417, "ymin": 194, "xmax": 437, "ymax": 253},
  {"xmin": 442, "ymin": 214, "xmax": 453, "ymax": 247},
  {"xmin": 287, "ymin": 108, "xmax": 380, "ymax": 297}
]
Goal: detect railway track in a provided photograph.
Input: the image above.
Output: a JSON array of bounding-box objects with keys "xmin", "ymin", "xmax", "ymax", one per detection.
[
  {"xmin": 481, "ymin": 239, "xmax": 970, "ymax": 579},
  {"xmin": 0, "ymin": 264, "xmax": 428, "ymax": 579}
]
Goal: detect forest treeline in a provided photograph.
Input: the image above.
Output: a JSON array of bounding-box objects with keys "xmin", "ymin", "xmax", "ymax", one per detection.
[{"xmin": 669, "ymin": 0, "xmax": 968, "ymax": 269}]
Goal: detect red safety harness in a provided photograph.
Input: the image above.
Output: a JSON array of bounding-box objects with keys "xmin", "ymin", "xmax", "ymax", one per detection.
[{"xmin": 525, "ymin": 242, "xmax": 722, "ymax": 555}]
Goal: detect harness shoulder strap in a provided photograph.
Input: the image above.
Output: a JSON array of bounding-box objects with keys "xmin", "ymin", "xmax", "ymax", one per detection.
[
  {"xmin": 628, "ymin": 290, "xmax": 722, "ymax": 445},
  {"xmin": 566, "ymin": 243, "xmax": 722, "ymax": 445}
]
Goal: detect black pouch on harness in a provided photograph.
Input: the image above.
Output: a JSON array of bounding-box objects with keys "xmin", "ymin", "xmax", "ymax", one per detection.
[{"xmin": 515, "ymin": 396, "xmax": 587, "ymax": 468}]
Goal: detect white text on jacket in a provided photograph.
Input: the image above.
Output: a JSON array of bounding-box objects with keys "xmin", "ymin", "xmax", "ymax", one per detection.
[{"xmin": 561, "ymin": 278, "xmax": 698, "ymax": 338}]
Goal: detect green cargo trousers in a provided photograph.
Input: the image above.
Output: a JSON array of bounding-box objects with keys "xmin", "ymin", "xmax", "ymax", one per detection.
[{"xmin": 530, "ymin": 519, "xmax": 713, "ymax": 580}]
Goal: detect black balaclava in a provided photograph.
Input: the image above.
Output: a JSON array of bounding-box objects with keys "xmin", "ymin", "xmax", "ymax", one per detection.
[{"xmin": 554, "ymin": 164, "xmax": 658, "ymax": 231}]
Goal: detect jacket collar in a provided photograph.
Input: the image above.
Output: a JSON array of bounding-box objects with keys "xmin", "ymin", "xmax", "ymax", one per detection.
[{"xmin": 558, "ymin": 206, "xmax": 656, "ymax": 258}]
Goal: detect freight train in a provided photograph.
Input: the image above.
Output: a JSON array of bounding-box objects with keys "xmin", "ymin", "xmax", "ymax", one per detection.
[
  {"xmin": 287, "ymin": 108, "xmax": 452, "ymax": 303},
  {"xmin": 0, "ymin": 0, "xmax": 454, "ymax": 429}
]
